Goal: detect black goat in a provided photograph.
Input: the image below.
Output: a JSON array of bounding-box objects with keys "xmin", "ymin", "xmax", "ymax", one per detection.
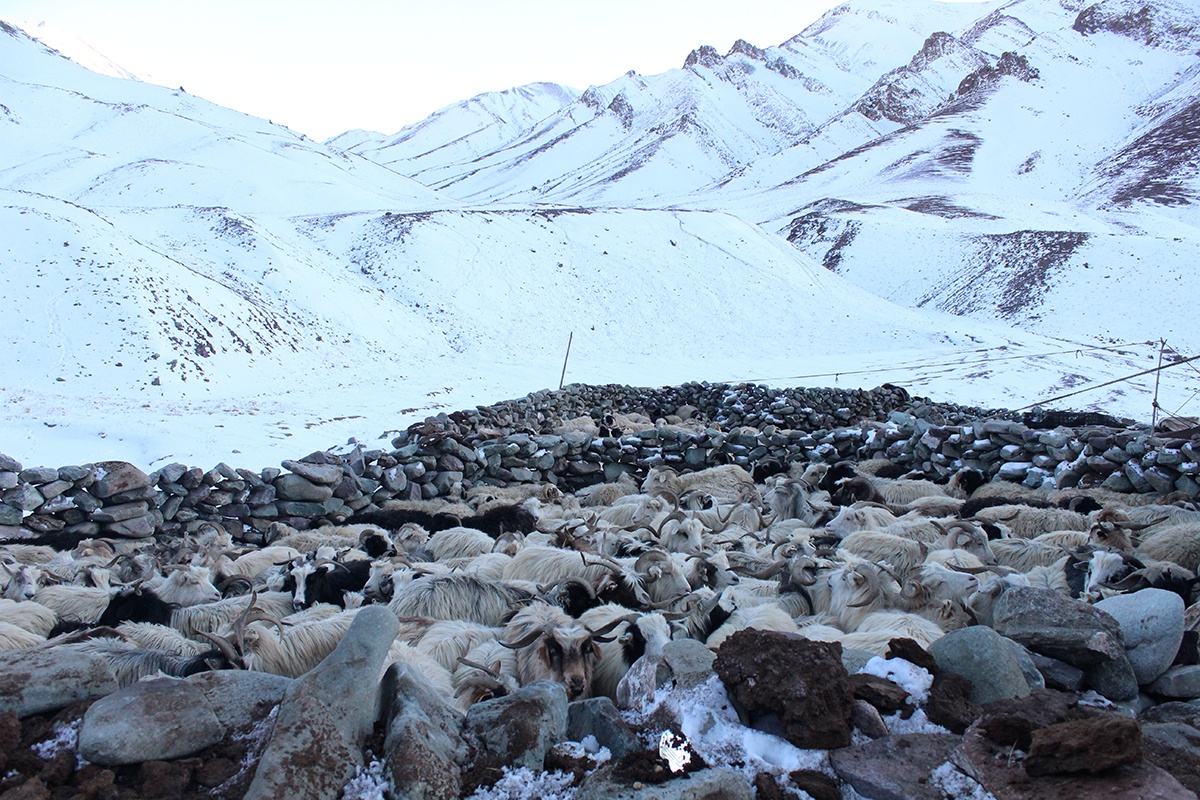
[
  {"xmin": 352, "ymin": 502, "xmax": 537, "ymax": 538},
  {"xmin": 97, "ymin": 585, "xmax": 177, "ymax": 626}
]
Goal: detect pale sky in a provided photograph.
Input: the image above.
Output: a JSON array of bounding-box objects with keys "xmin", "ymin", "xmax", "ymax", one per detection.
[{"xmin": 1, "ymin": 0, "xmax": 857, "ymax": 140}]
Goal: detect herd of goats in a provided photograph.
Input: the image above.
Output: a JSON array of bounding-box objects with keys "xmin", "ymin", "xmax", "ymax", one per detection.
[{"xmin": 4, "ymin": 448, "xmax": 1200, "ymax": 712}]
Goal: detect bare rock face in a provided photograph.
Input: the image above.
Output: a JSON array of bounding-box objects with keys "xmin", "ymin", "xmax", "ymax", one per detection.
[
  {"xmin": 78, "ymin": 679, "xmax": 225, "ymax": 766},
  {"xmin": 713, "ymin": 629, "xmax": 853, "ymax": 750},
  {"xmin": 381, "ymin": 663, "xmax": 466, "ymax": 800},
  {"xmin": 1024, "ymin": 716, "xmax": 1142, "ymax": 776},
  {"xmin": 242, "ymin": 605, "xmax": 399, "ymax": 800},
  {"xmin": 0, "ymin": 648, "xmax": 118, "ymax": 718},
  {"xmin": 462, "ymin": 680, "xmax": 568, "ymax": 792},
  {"xmin": 831, "ymin": 733, "xmax": 963, "ymax": 800}
]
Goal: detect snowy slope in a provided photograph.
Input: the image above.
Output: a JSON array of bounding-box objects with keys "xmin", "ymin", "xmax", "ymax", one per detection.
[{"xmin": 2, "ymin": 4, "xmax": 1198, "ymax": 473}]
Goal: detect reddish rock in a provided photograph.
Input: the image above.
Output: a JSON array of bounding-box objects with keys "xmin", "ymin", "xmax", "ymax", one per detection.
[
  {"xmin": 788, "ymin": 769, "xmax": 840, "ymax": 800},
  {"xmin": 137, "ymin": 759, "xmax": 198, "ymax": 799},
  {"xmin": 0, "ymin": 778, "xmax": 50, "ymax": 800},
  {"xmin": 1025, "ymin": 716, "xmax": 1142, "ymax": 776},
  {"xmin": 831, "ymin": 733, "xmax": 963, "ymax": 800},
  {"xmin": 925, "ymin": 672, "xmax": 981, "ymax": 734},
  {"xmin": 850, "ymin": 673, "xmax": 913, "ymax": 717},
  {"xmin": 714, "ymin": 630, "xmax": 853, "ymax": 750},
  {"xmin": 956, "ymin": 716, "xmax": 1196, "ymax": 799},
  {"xmin": 887, "ymin": 638, "xmax": 940, "ymax": 675}
]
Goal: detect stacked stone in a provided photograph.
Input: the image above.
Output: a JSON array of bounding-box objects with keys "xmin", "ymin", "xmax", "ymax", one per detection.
[{"xmin": 2, "ymin": 382, "xmax": 1197, "ymax": 544}]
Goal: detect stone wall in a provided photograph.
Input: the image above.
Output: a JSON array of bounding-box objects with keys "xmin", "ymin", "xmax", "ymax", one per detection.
[{"xmin": 1, "ymin": 382, "xmax": 1196, "ymax": 545}]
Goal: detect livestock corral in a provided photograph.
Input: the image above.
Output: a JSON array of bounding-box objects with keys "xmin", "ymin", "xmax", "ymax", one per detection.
[{"xmin": 3, "ymin": 382, "xmax": 1200, "ymax": 798}]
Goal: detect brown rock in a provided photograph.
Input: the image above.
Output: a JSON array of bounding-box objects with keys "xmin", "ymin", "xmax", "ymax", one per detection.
[
  {"xmin": 754, "ymin": 772, "xmax": 804, "ymax": 800},
  {"xmin": 850, "ymin": 673, "xmax": 913, "ymax": 717},
  {"xmin": 1142, "ymin": 722, "xmax": 1200, "ymax": 795},
  {"xmin": 0, "ymin": 712, "xmax": 19, "ymax": 756},
  {"xmin": 887, "ymin": 638, "xmax": 940, "ymax": 675},
  {"xmin": 137, "ymin": 759, "xmax": 197, "ymax": 799},
  {"xmin": 831, "ymin": 733, "xmax": 963, "ymax": 800},
  {"xmin": 956, "ymin": 718, "xmax": 1195, "ymax": 799},
  {"xmin": 73, "ymin": 765, "xmax": 116, "ymax": 800},
  {"xmin": 0, "ymin": 778, "xmax": 50, "ymax": 800},
  {"xmin": 925, "ymin": 672, "xmax": 981, "ymax": 734},
  {"xmin": 1025, "ymin": 716, "xmax": 1142, "ymax": 776},
  {"xmin": 194, "ymin": 758, "xmax": 239, "ymax": 789},
  {"xmin": 37, "ymin": 750, "xmax": 74, "ymax": 787},
  {"xmin": 788, "ymin": 769, "xmax": 840, "ymax": 800},
  {"xmin": 714, "ymin": 630, "xmax": 854, "ymax": 749},
  {"xmin": 91, "ymin": 462, "xmax": 151, "ymax": 499}
]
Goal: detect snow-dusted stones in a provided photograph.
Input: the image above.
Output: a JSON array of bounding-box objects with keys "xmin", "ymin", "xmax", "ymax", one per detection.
[
  {"xmin": 243, "ymin": 605, "xmax": 399, "ymax": 800},
  {"xmin": 78, "ymin": 678, "xmax": 225, "ymax": 765},
  {"xmin": 574, "ymin": 766, "xmax": 754, "ymax": 800},
  {"xmin": 1095, "ymin": 588, "xmax": 1186, "ymax": 685},
  {"xmin": 928, "ymin": 627, "xmax": 1033, "ymax": 705},
  {"xmin": 830, "ymin": 733, "xmax": 962, "ymax": 800},
  {"xmin": 1149, "ymin": 666, "xmax": 1200, "ymax": 699},
  {"xmin": 567, "ymin": 697, "xmax": 643, "ymax": 761},
  {"xmin": 462, "ymin": 680, "xmax": 568, "ymax": 790},
  {"xmin": 0, "ymin": 646, "xmax": 118, "ymax": 717}
]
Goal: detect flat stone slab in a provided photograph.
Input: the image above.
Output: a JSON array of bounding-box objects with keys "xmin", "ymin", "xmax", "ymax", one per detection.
[
  {"xmin": 831, "ymin": 733, "xmax": 963, "ymax": 800},
  {"xmin": 79, "ymin": 678, "xmax": 225, "ymax": 765},
  {"xmin": 0, "ymin": 647, "xmax": 118, "ymax": 717}
]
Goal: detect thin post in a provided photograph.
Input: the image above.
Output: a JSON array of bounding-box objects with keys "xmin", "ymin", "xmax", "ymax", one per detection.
[
  {"xmin": 559, "ymin": 332, "xmax": 573, "ymax": 390},
  {"xmin": 1152, "ymin": 338, "xmax": 1166, "ymax": 431}
]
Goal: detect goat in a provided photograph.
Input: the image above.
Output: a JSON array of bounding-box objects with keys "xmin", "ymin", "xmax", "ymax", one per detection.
[
  {"xmin": 389, "ymin": 574, "xmax": 533, "ymax": 627},
  {"xmin": 500, "ymin": 601, "xmax": 621, "ymax": 701},
  {"xmin": 287, "ymin": 559, "xmax": 372, "ymax": 609},
  {"xmin": 452, "ymin": 639, "xmax": 521, "ymax": 711},
  {"xmin": 0, "ymin": 599, "xmax": 57, "ymax": 638},
  {"xmin": 578, "ymin": 605, "xmax": 672, "ymax": 699},
  {"xmin": 1136, "ymin": 522, "xmax": 1200, "ymax": 573}
]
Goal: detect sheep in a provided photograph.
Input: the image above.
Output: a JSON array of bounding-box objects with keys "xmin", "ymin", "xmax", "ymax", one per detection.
[
  {"xmin": 35, "ymin": 585, "xmax": 113, "ymax": 625},
  {"xmin": 578, "ymin": 605, "xmax": 672, "ymax": 699},
  {"xmin": 414, "ymin": 620, "xmax": 502, "ymax": 674},
  {"xmin": 824, "ymin": 504, "xmax": 900, "ymax": 539},
  {"xmin": 1136, "ymin": 522, "xmax": 1200, "ymax": 572},
  {"xmin": 838, "ymin": 610, "xmax": 945, "ymax": 653},
  {"xmin": 972, "ymin": 505, "xmax": 1089, "ymax": 539},
  {"xmin": 0, "ymin": 621, "xmax": 44, "ymax": 652},
  {"xmin": 389, "ymin": 574, "xmax": 534, "ymax": 627},
  {"xmin": 452, "ymin": 639, "xmax": 520, "ymax": 711},
  {"xmin": 0, "ymin": 599, "xmax": 56, "ymax": 638},
  {"xmin": 426, "ymin": 527, "xmax": 498, "ymax": 562},
  {"xmin": 642, "ymin": 464, "xmax": 757, "ymax": 505},
  {"xmin": 500, "ymin": 601, "xmax": 607, "ymax": 700},
  {"xmin": 705, "ymin": 602, "xmax": 801, "ymax": 651}
]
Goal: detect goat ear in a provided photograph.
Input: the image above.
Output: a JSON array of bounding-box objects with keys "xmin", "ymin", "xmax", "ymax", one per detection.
[{"xmin": 592, "ymin": 640, "xmax": 603, "ymax": 658}]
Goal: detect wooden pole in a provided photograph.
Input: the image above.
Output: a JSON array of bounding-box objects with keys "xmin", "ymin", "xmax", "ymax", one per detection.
[
  {"xmin": 1152, "ymin": 338, "xmax": 1166, "ymax": 431},
  {"xmin": 559, "ymin": 332, "xmax": 573, "ymax": 390}
]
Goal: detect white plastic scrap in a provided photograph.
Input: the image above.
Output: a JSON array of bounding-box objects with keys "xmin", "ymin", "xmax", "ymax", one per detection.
[{"xmin": 659, "ymin": 730, "xmax": 692, "ymax": 773}]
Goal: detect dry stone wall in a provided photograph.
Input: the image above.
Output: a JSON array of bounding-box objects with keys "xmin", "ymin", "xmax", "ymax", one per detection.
[{"xmin": 1, "ymin": 382, "xmax": 1197, "ymax": 544}]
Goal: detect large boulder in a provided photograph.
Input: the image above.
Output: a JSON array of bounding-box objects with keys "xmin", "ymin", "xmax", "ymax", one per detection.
[
  {"xmin": 0, "ymin": 647, "xmax": 118, "ymax": 717},
  {"xmin": 242, "ymin": 605, "xmax": 399, "ymax": 800},
  {"xmin": 713, "ymin": 630, "xmax": 853, "ymax": 750},
  {"xmin": 381, "ymin": 663, "xmax": 466, "ymax": 800},
  {"xmin": 78, "ymin": 679, "xmax": 225, "ymax": 766},
  {"xmin": 929, "ymin": 627, "xmax": 1034, "ymax": 705},
  {"xmin": 462, "ymin": 680, "xmax": 568, "ymax": 791},
  {"xmin": 992, "ymin": 588, "xmax": 1126, "ymax": 667},
  {"xmin": 184, "ymin": 671, "xmax": 292, "ymax": 731},
  {"xmin": 1096, "ymin": 589, "xmax": 1185, "ymax": 685}
]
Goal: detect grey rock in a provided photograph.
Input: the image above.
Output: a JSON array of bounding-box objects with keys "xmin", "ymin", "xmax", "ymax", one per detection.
[
  {"xmin": 274, "ymin": 473, "xmax": 334, "ymax": 502},
  {"xmin": 1029, "ymin": 652, "xmax": 1085, "ymax": 691},
  {"xmin": 0, "ymin": 472, "xmax": 17, "ymax": 491},
  {"xmin": 19, "ymin": 466, "xmax": 59, "ymax": 484},
  {"xmin": 382, "ymin": 663, "xmax": 465, "ymax": 800},
  {"xmin": 0, "ymin": 646, "xmax": 119, "ymax": 717},
  {"xmin": 281, "ymin": 459, "xmax": 344, "ymax": 486},
  {"xmin": 4, "ymin": 484, "xmax": 43, "ymax": 512},
  {"xmin": 91, "ymin": 461, "xmax": 151, "ymax": 498},
  {"xmin": 929, "ymin": 627, "xmax": 1032, "ymax": 705},
  {"xmin": 0, "ymin": 454, "xmax": 21, "ymax": 472},
  {"xmin": 831, "ymin": 733, "xmax": 963, "ymax": 800},
  {"xmin": 567, "ymin": 697, "xmax": 643, "ymax": 760},
  {"xmin": 0, "ymin": 503, "xmax": 20, "ymax": 526},
  {"xmin": 1096, "ymin": 588, "xmax": 1185, "ymax": 685},
  {"xmin": 992, "ymin": 587, "xmax": 1125, "ymax": 667},
  {"xmin": 1084, "ymin": 651, "xmax": 1140, "ymax": 701},
  {"xmin": 575, "ymin": 766, "xmax": 753, "ymax": 800},
  {"xmin": 657, "ymin": 638, "xmax": 716, "ymax": 690},
  {"xmin": 1005, "ymin": 639, "xmax": 1046, "ymax": 693},
  {"xmin": 244, "ymin": 605, "xmax": 400, "ymax": 800},
  {"xmin": 851, "ymin": 698, "xmax": 890, "ymax": 739},
  {"xmin": 1142, "ymin": 722, "xmax": 1200, "ymax": 796},
  {"xmin": 105, "ymin": 514, "xmax": 156, "ymax": 538},
  {"xmin": 1141, "ymin": 701, "xmax": 1200, "ymax": 727},
  {"xmin": 842, "ymin": 648, "xmax": 877, "ymax": 675},
  {"xmin": 78, "ymin": 678, "xmax": 225, "ymax": 765},
  {"xmin": 464, "ymin": 680, "xmax": 568, "ymax": 775},
  {"xmin": 90, "ymin": 501, "xmax": 149, "ymax": 523},
  {"xmin": 185, "ymin": 670, "xmax": 292, "ymax": 730},
  {"xmin": 1150, "ymin": 666, "xmax": 1200, "ymax": 699}
]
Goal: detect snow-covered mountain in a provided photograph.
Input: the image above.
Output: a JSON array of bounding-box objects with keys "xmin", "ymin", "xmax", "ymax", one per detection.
[{"xmin": 2, "ymin": 5, "xmax": 1197, "ymax": 471}]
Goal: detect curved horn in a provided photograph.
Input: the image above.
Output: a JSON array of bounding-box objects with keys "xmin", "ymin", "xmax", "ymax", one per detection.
[
  {"xmin": 199, "ymin": 632, "xmax": 245, "ymax": 668},
  {"xmin": 587, "ymin": 613, "xmax": 640, "ymax": 639},
  {"xmin": 456, "ymin": 656, "xmax": 501, "ymax": 678},
  {"xmin": 499, "ymin": 629, "xmax": 545, "ymax": 650}
]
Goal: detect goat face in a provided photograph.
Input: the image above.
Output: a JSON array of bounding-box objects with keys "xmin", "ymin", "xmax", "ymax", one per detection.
[{"xmin": 520, "ymin": 625, "xmax": 597, "ymax": 701}]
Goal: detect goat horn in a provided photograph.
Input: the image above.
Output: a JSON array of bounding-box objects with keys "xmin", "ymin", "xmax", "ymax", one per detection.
[
  {"xmin": 199, "ymin": 631, "xmax": 245, "ymax": 668},
  {"xmin": 499, "ymin": 629, "xmax": 545, "ymax": 650},
  {"xmin": 456, "ymin": 656, "xmax": 501, "ymax": 679},
  {"xmin": 587, "ymin": 613, "xmax": 640, "ymax": 638},
  {"xmin": 846, "ymin": 598, "xmax": 874, "ymax": 608}
]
